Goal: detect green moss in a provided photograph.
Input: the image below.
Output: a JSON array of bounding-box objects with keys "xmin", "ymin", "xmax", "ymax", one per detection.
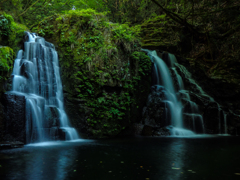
[
  {"xmin": 0, "ymin": 46, "xmax": 13, "ymax": 71},
  {"xmin": 37, "ymin": 9, "xmax": 151, "ymax": 138},
  {"xmin": 140, "ymin": 14, "xmax": 180, "ymax": 48},
  {"xmin": 0, "ymin": 14, "xmax": 12, "ymax": 36},
  {"xmin": 0, "ymin": 46, "xmax": 14, "ymax": 86},
  {"xmin": 0, "ymin": 13, "xmax": 28, "ymax": 53}
]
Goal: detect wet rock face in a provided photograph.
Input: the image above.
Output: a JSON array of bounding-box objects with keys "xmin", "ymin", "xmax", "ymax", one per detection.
[
  {"xmin": 142, "ymin": 85, "xmax": 168, "ymax": 128},
  {"xmin": 141, "ymin": 125, "xmax": 171, "ymax": 136},
  {"xmin": 2, "ymin": 92, "xmax": 26, "ymax": 142},
  {"xmin": 1, "ymin": 94, "xmax": 67, "ymax": 143},
  {"xmin": 44, "ymin": 106, "xmax": 61, "ymax": 128},
  {"xmin": 173, "ymin": 61, "xmax": 240, "ymax": 134}
]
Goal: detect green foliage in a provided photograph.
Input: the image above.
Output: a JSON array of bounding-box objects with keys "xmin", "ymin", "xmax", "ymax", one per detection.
[
  {"xmin": 0, "ymin": 46, "xmax": 14, "ymax": 81},
  {"xmin": 140, "ymin": 13, "xmax": 180, "ymax": 48},
  {"xmin": 0, "ymin": 14, "xmax": 12, "ymax": 36},
  {"xmin": 37, "ymin": 9, "xmax": 151, "ymax": 137},
  {"xmin": 0, "ymin": 13, "xmax": 28, "ymax": 53}
]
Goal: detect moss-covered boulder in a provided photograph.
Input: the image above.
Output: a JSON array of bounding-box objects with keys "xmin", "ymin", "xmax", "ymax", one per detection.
[{"xmin": 37, "ymin": 9, "xmax": 152, "ymax": 138}]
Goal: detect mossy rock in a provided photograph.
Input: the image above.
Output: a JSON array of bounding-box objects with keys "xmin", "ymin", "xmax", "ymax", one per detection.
[
  {"xmin": 0, "ymin": 45, "xmax": 14, "ymax": 142},
  {"xmin": 140, "ymin": 14, "xmax": 181, "ymax": 50},
  {"xmin": 0, "ymin": 46, "xmax": 14, "ymax": 92},
  {"xmin": 37, "ymin": 9, "xmax": 152, "ymax": 138},
  {"xmin": 0, "ymin": 13, "xmax": 28, "ymax": 53}
]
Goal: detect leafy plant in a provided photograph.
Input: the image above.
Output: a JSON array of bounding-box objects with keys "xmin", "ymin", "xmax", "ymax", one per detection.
[{"xmin": 0, "ymin": 15, "xmax": 11, "ymax": 36}]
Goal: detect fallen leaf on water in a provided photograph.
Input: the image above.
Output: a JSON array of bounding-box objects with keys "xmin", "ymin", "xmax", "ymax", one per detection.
[
  {"xmin": 140, "ymin": 166, "xmax": 143, "ymax": 168},
  {"xmin": 235, "ymin": 173, "xmax": 240, "ymax": 175}
]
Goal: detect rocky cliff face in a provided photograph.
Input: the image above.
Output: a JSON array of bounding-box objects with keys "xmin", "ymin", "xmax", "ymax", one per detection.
[{"xmin": 37, "ymin": 9, "xmax": 152, "ymax": 138}]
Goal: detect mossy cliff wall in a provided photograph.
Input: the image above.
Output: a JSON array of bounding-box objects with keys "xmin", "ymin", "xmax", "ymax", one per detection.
[
  {"xmin": 37, "ymin": 9, "xmax": 152, "ymax": 138},
  {"xmin": 0, "ymin": 13, "xmax": 28, "ymax": 141}
]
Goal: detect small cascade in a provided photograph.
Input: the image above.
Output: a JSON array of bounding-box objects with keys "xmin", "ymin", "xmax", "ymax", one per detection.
[
  {"xmin": 217, "ymin": 106, "xmax": 228, "ymax": 135},
  {"xmin": 168, "ymin": 53, "xmax": 205, "ymax": 134},
  {"xmin": 224, "ymin": 113, "xmax": 228, "ymax": 134},
  {"xmin": 174, "ymin": 63, "xmax": 215, "ymax": 102},
  {"xmin": 7, "ymin": 32, "xmax": 79, "ymax": 143},
  {"xmin": 170, "ymin": 59, "xmax": 229, "ymax": 135},
  {"xmin": 180, "ymin": 90, "xmax": 205, "ymax": 133},
  {"xmin": 143, "ymin": 49, "xmax": 199, "ymax": 136},
  {"xmin": 218, "ymin": 105, "xmax": 221, "ymax": 134}
]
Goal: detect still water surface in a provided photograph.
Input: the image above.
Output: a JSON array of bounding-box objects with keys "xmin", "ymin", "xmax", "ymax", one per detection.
[{"xmin": 0, "ymin": 136, "xmax": 240, "ymax": 180}]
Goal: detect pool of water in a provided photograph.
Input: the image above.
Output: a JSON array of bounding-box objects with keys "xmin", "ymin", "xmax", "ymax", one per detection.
[{"xmin": 1, "ymin": 136, "xmax": 240, "ymax": 180}]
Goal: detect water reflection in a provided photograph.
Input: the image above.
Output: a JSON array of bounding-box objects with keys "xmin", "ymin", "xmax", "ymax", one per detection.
[
  {"xmin": 55, "ymin": 149, "xmax": 78, "ymax": 180},
  {"xmin": 166, "ymin": 139, "xmax": 186, "ymax": 180},
  {"xmin": 0, "ymin": 141, "xmax": 91, "ymax": 180},
  {"xmin": 0, "ymin": 137, "xmax": 240, "ymax": 180}
]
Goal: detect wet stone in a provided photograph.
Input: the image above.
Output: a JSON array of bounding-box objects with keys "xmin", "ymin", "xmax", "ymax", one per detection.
[
  {"xmin": 2, "ymin": 92, "xmax": 26, "ymax": 143},
  {"xmin": 44, "ymin": 106, "xmax": 61, "ymax": 128}
]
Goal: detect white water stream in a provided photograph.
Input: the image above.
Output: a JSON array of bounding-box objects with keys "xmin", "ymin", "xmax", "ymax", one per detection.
[{"xmin": 11, "ymin": 32, "xmax": 79, "ymax": 143}]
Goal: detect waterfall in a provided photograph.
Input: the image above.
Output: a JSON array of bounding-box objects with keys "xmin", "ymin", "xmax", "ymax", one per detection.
[
  {"xmin": 174, "ymin": 62, "xmax": 229, "ymax": 135},
  {"xmin": 9, "ymin": 32, "xmax": 79, "ymax": 143},
  {"xmin": 218, "ymin": 108, "xmax": 228, "ymax": 135},
  {"xmin": 224, "ymin": 113, "xmax": 228, "ymax": 134},
  {"xmin": 143, "ymin": 49, "xmax": 206, "ymax": 135}
]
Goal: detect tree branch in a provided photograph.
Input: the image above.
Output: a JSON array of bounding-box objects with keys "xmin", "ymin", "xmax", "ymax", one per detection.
[
  {"xmin": 150, "ymin": 0, "xmax": 200, "ymax": 36},
  {"xmin": 221, "ymin": 23, "xmax": 240, "ymax": 38},
  {"xmin": 18, "ymin": 0, "xmax": 40, "ymax": 17}
]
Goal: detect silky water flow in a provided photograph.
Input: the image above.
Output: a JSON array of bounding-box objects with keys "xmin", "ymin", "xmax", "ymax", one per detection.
[
  {"xmin": 143, "ymin": 49, "xmax": 206, "ymax": 135},
  {"xmin": 10, "ymin": 32, "xmax": 79, "ymax": 143}
]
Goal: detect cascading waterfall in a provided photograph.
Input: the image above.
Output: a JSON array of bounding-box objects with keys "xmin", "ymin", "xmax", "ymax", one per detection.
[
  {"xmin": 224, "ymin": 113, "xmax": 228, "ymax": 134},
  {"xmin": 173, "ymin": 62, "xmax": 229, "ymax": 134},
  {"xmin": 143, "ymin": 49, "xmax": 230, "ymax": 135},
  {"xmin": 143, "ymin": 49, "xmax": 196, "ymax": 135},
  {"xmin": 171, "ymin": 63, "xmax": 205, "ymax": 133},
  {"xmin": 10, "ymin": 32, "xmax": 79, "ymax": 143},
  {"xmin": 218, "ymin": 109, "xmax": 228, "ymax": 135}
]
